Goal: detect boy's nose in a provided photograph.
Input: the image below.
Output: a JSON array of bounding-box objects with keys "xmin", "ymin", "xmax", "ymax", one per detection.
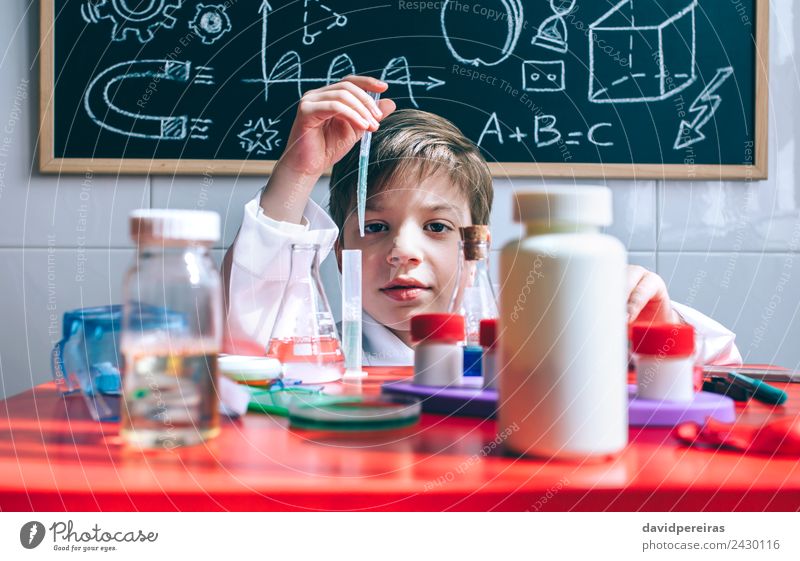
[{"xmin": 387, "ymin": 229, "xmax": 424, "ymax": 267}]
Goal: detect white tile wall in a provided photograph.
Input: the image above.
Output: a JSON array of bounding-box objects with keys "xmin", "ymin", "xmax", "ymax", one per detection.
[
  {"xmin": 659, "ymin": 252, "xmax": 800, "ymax": 370},
  {"xmin": 493, "ymin": 178, "xmax": 657, "ymax": 252},
  {"xmin": 151, "ymin": 176, "xmax": 263, "ymax": 249},
  {"xmin": 0, "ymin": 248, "xmax": 135, "ymax": 399},
  {"xmin": 1, "ymin": 1, "xmax": 798, "ymax": 398}
]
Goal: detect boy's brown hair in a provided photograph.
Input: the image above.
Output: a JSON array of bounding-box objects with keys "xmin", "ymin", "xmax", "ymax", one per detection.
[{"xmin": 329, "ymin": 109, "xmax": 493, "ymax": 237}]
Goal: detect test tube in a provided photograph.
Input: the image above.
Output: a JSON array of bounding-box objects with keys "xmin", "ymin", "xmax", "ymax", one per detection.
[
  {"xmin": 357, "ymin": 91, "xmax": 381, "ymax": 237},
  {"xmin": 342, "ymin": 249, "xmax": 365, "ymax": 378}
]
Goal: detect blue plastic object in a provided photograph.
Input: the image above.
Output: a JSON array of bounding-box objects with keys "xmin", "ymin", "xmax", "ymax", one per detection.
[
  {"xmin": 51, "ymin": 304, "xmax": 184, "ymax": 421},
  {"xmin": 463, "ymin": 346, "xmax": 483, "ymax": 377}
]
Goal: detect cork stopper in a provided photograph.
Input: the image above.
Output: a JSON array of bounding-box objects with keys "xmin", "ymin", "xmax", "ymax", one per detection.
[{"xmin": 460, "ymin": 225, "xmax": 490, "ymax": 260}]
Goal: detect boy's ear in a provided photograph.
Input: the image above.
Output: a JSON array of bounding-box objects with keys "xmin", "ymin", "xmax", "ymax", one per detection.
[{"xmin": 334, "ymin": 238, "xmax": 343, "ymax": 274}]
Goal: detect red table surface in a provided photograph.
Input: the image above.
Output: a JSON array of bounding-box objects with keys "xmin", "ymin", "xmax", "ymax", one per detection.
[{"xmin": 1, "ymin": 367, "xmax": 799, "ymax": 512}]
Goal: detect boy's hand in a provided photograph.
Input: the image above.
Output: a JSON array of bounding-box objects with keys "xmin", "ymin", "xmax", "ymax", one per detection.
[
  {"xmin": 280, "ymin": 75, "xmax": 397, "ymax": 176},
  {"xmin": 626, "ymin": 265, "xmax": 681, "ymax": 324},
  {"xmin": 260, "ymin": 75, "xmax": 396, "ymax": 224}
]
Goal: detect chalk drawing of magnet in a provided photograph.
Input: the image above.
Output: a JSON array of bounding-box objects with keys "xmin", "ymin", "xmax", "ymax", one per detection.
[{"xmin": 83, "ymin": 59, "xmax": 214, "ymax": 140}]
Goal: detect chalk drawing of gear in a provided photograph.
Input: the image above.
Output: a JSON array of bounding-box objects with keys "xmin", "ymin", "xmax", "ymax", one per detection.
[
  {"xmin": 83, "ymin": 59, "xmax": 214, "ymax": 141},
  {"xmin": 189, "ymin": 4, "xmax": 233, "ymax": 45},
  {"xmin": 81, "ymin": 0, "xmax": 183, "ymax": 43}
]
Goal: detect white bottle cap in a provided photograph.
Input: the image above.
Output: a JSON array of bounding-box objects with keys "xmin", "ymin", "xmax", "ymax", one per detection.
[
  {"xmin": 129, "ymin": 209, "xmax": 221, "ymax": 244},
  {"xmin": 513, "ymin": 187, "xmax": 613, "ymax": 227}
]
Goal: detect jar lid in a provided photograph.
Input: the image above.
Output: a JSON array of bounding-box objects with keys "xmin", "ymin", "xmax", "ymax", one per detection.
[
  {"xmin": 513, "ymin": 187, "xmax": 612, "ymax": 227},
  {"xmin": 479, "ymin": 318, "xmax": 497, "ymax": 348},
  {"xmin": 630, "ymin": 323, "xmax": 695, "ymax": 357},
  {"xmin": 129, "ymin": 209, "xmax": 220, "ymax": 243},
  {"xmin": 410, "ymin": 313, "xmax": 465, "ymax": 344}
]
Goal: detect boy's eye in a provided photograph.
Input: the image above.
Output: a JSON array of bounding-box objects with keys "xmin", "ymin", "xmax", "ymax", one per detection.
[
  {"xmin": 364, "ymin": 223, "xmax": 388, "ymax": 234},
  {"xmin": 424, "ymin": 222, "xmax": 452, "ymax": 233}
]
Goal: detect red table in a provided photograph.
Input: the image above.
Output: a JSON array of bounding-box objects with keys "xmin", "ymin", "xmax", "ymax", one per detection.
[{"xmin": 1, "ymin": 367, "xmax": 798, "ymax": 511}]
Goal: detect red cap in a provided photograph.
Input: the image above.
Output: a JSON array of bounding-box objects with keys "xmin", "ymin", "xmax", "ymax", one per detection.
[
  {"xmin": 630, "ymin": 323, "xmax": 694, "ymax": 357},
  {"xmin": 410, "ymin": 313, "xmax": 465, "ymax": 344},
  {"xmin": 479, "ymin": 318, "xmax": 497, "ymax": 348}
]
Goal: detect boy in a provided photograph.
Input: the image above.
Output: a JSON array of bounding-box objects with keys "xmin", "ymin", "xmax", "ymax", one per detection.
[{"xmin": 224, "ymin": 75, "xmax": 741, "ymax": 366}]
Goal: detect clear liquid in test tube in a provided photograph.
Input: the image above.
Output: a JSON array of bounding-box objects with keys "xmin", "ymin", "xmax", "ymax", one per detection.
[
  {"xmin": 357, "ymin": 91, "xmax": 380, "ymax": 237},
  {"xmin": 342, "ymin": 249, "xmax": 365, "ymax": 379}
]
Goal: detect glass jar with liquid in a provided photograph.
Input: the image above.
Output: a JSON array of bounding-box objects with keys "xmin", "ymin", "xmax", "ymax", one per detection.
[{"xmin": 121, "ymin": 209, "xmax": 223, "ymax": 449}]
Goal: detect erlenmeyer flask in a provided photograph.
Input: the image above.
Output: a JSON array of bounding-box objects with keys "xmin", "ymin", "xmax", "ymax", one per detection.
[{"xmin": 267, "ymin": 244, "xmax": 344, "ymax": 383}]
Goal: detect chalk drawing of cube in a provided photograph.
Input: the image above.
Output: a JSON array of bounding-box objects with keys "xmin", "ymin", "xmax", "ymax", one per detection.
[{"xmin": 588, "ymin": 0, "xmax": 697, "ymax": 103}]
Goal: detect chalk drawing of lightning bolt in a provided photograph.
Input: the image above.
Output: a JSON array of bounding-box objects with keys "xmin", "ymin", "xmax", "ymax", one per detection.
[{"xmin": 674, "ymin": 66, "xmax": 734, "ymax": 150}]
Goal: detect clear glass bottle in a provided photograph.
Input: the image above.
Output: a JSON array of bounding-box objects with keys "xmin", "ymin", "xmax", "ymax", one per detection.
[
  {"xmin": 449, "ymin": 226, "xmax": 499, "ymax": 377},
  {"xmin": 121, "ymin": 209, "xmax": 222, "ymax": 449},
  {"xmin": 267, "ymin": 244, "xmax": 344, "ymax": 383}
]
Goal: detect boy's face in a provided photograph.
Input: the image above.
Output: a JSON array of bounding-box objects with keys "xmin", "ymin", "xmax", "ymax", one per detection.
[{"xmin": 339, "ymin": 171, "xmax": 471, "ymax": 340}]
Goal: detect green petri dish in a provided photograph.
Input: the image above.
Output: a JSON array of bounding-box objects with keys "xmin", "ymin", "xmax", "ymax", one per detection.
[{"xmin": 287, "ymin": 394, "xmax": 421, "ymax": 431}]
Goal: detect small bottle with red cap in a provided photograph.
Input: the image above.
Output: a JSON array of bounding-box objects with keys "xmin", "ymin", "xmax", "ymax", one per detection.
[
  {"xmin": 479, "ymin": 319, "xmax": 498, "ymax": 389},
  {"xmin": 411, "ymin": 313, "xmax": 465, "ymax": 386},
  {"xmin": 630, "ymin": 323, "xmax": 696, "ymax": 402}
]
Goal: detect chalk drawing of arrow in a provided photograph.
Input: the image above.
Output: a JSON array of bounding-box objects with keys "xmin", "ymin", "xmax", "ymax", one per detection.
[
  {"xmin": 245, "ymin": 51, "xmax": 445, "ymax": 106},
  {"xmin": 254, "ymin": 75, "xmax": 445, "ymax": 90},
  {"xmin": 674, "ymin": 66, "xmax": 734, "ymax": 150},
  {"xmin": 260, "ymin": 0, "xmax": 273, "ymax": 102}
]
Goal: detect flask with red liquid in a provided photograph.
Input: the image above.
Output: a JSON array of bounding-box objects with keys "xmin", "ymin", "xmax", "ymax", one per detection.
[{"xmin": 267, "ymin": 244, "xmax": 344, "ymax": 383}]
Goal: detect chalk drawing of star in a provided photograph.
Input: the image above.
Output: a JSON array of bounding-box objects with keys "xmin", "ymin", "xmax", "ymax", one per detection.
[{"xmin": 238, "ymin": 118, "xmax": 280, "ymax": 155}]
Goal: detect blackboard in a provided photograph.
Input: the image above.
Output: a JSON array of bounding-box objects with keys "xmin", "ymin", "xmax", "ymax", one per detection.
[{"xmin": 40, "ymin": 0, "xmax": 768, "ymax": 178}]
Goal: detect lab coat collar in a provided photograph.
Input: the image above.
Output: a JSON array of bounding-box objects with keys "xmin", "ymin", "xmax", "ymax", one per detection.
[{"xmin": 362, "ymin": 311, "xmax": 414, "ymax": 366}]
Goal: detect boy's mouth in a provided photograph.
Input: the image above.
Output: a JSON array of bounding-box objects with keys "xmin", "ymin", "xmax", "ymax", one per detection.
[{"xmin": 380, "ymin": 277, "xmax": 432, "ymax": 302}]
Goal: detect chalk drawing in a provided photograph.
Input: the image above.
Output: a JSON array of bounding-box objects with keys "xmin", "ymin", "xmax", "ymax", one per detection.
[
  {"xmin": 509, "ymin": 127, "xmax": 527, "ymax": 142},
  {"xmin": 674, "ymin": 67, "xmax": 734, "ymax": 149},
  {"xmin": 189, "ymin": 3, "xmax": 233, "ymax": 45},
  {"xmin": 247, "ymin": 52, "xmax": 444, "ymax": 107},
  {"xmin": 83, "ymin": 59, "xmax": 213, "ymax": 140},
  {"xmin": 522, "ymin": 60, "xmax": 565, "ymax": 92},
  {"xmin": 588, "ymin": 0, "xmax": 697, "ymax": 103},
  {"xmin": 80, "ymin": 0, "xmax": 181, "ymax": 43},
  {"xmin": 238, "ymin": 117, "xmax": 281, "ymax": 155},
  {"xmin": 303, "ymin": 0, "xmax": 348, "ymax": 46},
  {"xmin": 531, "ymin": 0, "xmax": 577, "ymax": 54},
  {"xmin": 380, "ymin": 56, "xmax": 445, "ymax": 108},
  {"xmin": 441, "ymin": 0, "xmax": 523, "ymax": 67},
  {"xmin": 477, "ymin": 112, "xmax": 503, "ymax": 146}
]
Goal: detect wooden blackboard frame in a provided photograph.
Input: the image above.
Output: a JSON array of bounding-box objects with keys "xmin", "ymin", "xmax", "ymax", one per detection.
[{"xmin": 39, "ymin": 0, "xmax": 768, "ymax": 179}]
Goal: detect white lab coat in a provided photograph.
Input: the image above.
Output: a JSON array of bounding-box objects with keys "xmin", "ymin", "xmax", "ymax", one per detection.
[{"xmin": 226, "ymin": 192, "xmax": 742, "ymax": 366}]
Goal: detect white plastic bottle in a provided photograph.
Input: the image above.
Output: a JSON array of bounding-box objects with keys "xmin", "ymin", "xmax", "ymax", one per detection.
[{"xmin": 498, "ymin": 187, "xmax": 628, "ymax": 459}]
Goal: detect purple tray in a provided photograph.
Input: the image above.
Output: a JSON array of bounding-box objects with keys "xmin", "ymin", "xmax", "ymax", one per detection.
[
  {"xmin": 381, "ymin": 382, "xmax": 498, "ymax": 418},
  {"xmin": 381, "ymin": 382, "xmax": 736, "ymax": 427},
  {"xmin": 628, "ymin": 388, "xmax": 735, "ymax": 426}
]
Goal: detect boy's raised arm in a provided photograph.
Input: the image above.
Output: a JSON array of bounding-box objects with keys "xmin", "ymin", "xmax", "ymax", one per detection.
[{"xmin": 259, "ymin": 75, "xmax": 395, "ymax": 224}]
